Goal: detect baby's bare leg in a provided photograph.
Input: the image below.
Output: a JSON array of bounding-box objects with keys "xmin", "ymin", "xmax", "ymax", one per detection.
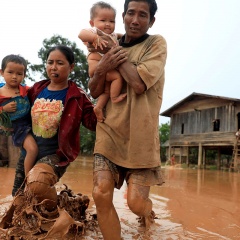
[
  {"xmin": 94, "ymin": 82, "xmax": 111, "ymax": 122},
  {"xmin": 106, "ymin": 70, "xmax": 127, "ymax": 103}
]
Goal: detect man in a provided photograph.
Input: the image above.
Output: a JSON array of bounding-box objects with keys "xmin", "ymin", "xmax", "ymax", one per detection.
[{"xmin": 88, "ymin": 0, "xmax": 167, "ymax": 239}]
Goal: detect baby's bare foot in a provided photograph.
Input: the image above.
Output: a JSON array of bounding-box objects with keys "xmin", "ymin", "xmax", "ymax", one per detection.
[
  {"xmin": 111, "ymin": 93, "xmax": 127, "ymax": 103},
  {"xmin": 94, "ymin": 107, "xmax": 105, "ymax": 122}
]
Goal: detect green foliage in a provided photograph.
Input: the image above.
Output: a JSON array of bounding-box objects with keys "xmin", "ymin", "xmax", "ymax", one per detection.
[
  {"xmin": 189, "ymin": 147, "xmax": 198, "ymax": 164},
  {"xmin": 24, "ymin": 59, "xmax": 32, "ymax": 85},
  {"xmin": 80, "ymin": 125, "xmax": 96, "ymax": 155},
  {"xmin": 0, "ymin": 112, "xmax": 12, "ymax": 136},
  {"xmin": 189, "ymin": 148, "xmax": 219, "ymax": 165},
  {"xmin": 28, "ymin": 34, "xmax": 89, "ymax": 92},
  {"xmin": 159, "ymin": 122, "xmax": 170, "ymax": 145},
  {"xmin": 159, "ymin": 122, "xmax": 170, "ymax": 162}
]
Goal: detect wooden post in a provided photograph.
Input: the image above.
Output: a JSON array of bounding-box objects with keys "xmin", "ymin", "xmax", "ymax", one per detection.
[
  {"xmin": 180, "ymin": 147, "xmax": 182, "ymax": 164},
  {"xmin": 198, "ymin": 143, "xmax": 202, "ymax": 168},
  {"xmin": 217, "ymin": 147, "xmax": 221, "ymax": 170},
  {"xmin": 203, "ymin": 148, "xmax": 206, "ymax": 169},
  {"xmin": 168, "ymin": 145, "xmax": 171, "ymax": 161}
]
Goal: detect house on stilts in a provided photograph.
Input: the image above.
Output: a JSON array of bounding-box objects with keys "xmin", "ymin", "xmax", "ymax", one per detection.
[{"xmin": 160, "ymin": 92, "xmax": 240, "ymax": 171}]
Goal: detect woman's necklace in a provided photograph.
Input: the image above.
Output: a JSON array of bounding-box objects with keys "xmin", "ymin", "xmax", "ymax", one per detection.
[{"xmin": 5, "ymin": 85, "xmax": 20, "ymax": 94}]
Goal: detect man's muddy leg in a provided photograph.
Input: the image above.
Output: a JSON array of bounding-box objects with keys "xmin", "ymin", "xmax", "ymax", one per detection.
[
  {"xmin": 127, "ymin": 183, "xmax": 154, "ymax": 230},
  {"xmin": 92, "ymin": 170, "xmax": 122, "ymax": 240}
]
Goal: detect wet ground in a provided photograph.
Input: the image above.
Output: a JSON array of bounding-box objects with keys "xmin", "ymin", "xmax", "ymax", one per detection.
[{"xmin": 0, "ymin": 156, "xmax": 240, "ymax": 239}]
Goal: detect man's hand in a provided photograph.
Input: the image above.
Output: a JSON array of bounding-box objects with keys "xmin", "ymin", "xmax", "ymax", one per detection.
[
  {"xmin": 88, "ymin": 46, "xmax": 128, "ymax": 99},
  {"xmin": 99, "ymin": 46, "xmax": 128, "ymax": 72}
]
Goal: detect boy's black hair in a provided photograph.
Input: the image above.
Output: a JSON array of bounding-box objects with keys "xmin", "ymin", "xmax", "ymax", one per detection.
[{"xmin": 1, "ymin": 54, "xmax": 27, "ymax": 75}]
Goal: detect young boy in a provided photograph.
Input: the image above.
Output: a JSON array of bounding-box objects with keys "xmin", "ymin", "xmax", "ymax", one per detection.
[
  {"xmin": 0, "ymin": 54, "xmax": 38, "ymax": 175},
  {"xmin": 78, "ymin": 1, "xmax": 126, "ymax": 122}
]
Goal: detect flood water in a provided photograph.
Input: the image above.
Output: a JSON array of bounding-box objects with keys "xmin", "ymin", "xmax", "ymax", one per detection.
[{"xmin": 0, "ymin": 156, "xmax": 240, "ymax": 239}]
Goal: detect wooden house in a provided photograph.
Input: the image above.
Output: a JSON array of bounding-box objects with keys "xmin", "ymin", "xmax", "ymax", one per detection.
[{"xmin": 160, "ymin": 92, "xmax": 240, "ymax": 171}]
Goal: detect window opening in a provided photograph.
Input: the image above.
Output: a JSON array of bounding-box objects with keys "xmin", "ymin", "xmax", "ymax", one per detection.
[
  {"xmin": 181, "ymin": 123, "xmax": 184, "ymax": 134},
  {"xmin": 213, "ymin": 119, "xmax": 220, "ymax": 131}
]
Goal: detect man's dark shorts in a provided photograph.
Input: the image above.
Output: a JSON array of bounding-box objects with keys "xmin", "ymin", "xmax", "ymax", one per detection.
[{"xmin": 93, "ymin": 154, "xmax": 165, "ymax": 189}]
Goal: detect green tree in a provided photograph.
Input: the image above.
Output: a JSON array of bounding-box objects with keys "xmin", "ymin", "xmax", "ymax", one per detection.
[
  {"xmin": 80, "ymin": 125, "xmax": 96, "ymax": 155},
  {"xmin": 22, "ymin": 60, "xmax": 32, "ymax": 85},
  {"xmin": 159, "ymin": 122, "xmax": 170, "ymax": 162},
  {"xmin": 28, "ymin": 34, "xmax": 89, "ymax": 92}
]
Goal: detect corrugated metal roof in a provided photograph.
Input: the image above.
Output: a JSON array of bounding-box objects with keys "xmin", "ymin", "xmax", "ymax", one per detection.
[{"xmin": 160, "ymin": 92, "xmax": 240, "ymax": 117}]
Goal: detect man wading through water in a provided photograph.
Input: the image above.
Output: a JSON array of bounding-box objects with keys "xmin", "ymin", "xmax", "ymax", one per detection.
[{"xmin": 88, "ymin": 0, "xmax": 167, "ymax": 239}]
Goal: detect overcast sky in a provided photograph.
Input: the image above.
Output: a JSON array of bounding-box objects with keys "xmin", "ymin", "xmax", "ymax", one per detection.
[{"xmin": 1, "ymin": 0, "xmax": 240, "ymax": 124}]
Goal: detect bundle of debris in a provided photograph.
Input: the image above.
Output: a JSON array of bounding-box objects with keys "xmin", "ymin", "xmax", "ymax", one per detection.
[{"xmin": 0, "ymin": 185, "xmax": 98, "ymax": 239}]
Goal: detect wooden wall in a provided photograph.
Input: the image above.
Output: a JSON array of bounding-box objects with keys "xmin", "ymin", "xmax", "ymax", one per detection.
[{"xmin": 171, "ymin": 103, "xmax": 238, "ymax": 136}]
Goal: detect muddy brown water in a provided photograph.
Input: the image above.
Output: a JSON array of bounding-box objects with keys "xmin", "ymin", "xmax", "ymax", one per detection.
[{"xmin": 0, "ymin": 156, "xmax": 240, "ymax": 239}]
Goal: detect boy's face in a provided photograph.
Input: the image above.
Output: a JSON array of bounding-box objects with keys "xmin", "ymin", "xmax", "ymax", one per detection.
[
  {"xmin": 90, "ymin": 8, "xmax": 116, "ymax": 34},
  {"xmin": 0, "ymin": 62, "xmax": 25, "ymax": 87}
]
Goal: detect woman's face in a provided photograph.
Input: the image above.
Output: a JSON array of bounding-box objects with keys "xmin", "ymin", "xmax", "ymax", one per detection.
[
  {"xmin": 46, "ymin": 50, "xmax": 74, "ymax": 83},
  {"xmin": 122, "ymin": 1, "xmax": 155, "ymax": 43}
]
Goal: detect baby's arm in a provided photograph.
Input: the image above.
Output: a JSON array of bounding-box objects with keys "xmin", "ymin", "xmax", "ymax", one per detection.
[{"xmin": 78, "ymin": 29, "xmax": 108, "ymax": 50}]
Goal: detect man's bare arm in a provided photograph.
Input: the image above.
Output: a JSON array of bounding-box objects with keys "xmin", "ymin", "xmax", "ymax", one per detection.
[
  {"xmin": 88, "ymin": 64, "xmax": 107, "ymax": 99},
  {"xmin": 88, "ymin": 46, "xmax": 128, "ymax": 98},
  {"xmin": 118, "ymin": 61, "xmax": 146, "ymax": 95}
]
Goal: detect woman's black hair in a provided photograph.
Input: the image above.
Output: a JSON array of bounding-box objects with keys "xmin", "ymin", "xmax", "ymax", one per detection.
[{"xmin": 46, "ymin": 45, "xmax": 75, "ymax": 65}]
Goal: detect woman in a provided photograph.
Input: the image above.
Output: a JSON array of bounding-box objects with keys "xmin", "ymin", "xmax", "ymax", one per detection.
[{"xmin": 12, "ymin": 45, "xmax": 97, "ymax": 210}]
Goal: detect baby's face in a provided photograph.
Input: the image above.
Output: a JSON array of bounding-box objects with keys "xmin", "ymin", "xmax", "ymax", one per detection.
[{"xmin": 91, "ymin": 8, "xmax": 116, "ymax": 35}]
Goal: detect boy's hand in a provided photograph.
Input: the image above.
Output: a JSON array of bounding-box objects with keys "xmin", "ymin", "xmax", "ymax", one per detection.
[{"xmin": 3, "ymin": 101, "xmax": 17, "ymax": 112}]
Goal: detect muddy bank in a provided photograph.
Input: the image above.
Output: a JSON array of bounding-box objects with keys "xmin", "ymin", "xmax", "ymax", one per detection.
[{"xmin": 0, "ymin": 157, "xmax": 240, "ymax": 239}]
